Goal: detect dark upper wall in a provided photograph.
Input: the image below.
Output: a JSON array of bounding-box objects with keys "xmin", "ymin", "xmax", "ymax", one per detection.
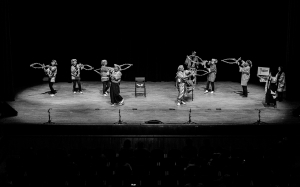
[{"xmin": 6, "ymin": 2, "xmax": 298, "ymax": 90}]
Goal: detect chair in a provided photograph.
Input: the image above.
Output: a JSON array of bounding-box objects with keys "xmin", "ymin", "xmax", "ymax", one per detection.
[
  {"xmin": 186, "ymin": 80, "xmax": 194, "ymax": 101},
  {"xmin": 175, "ymin": 78, "xmax": 194, "ymax": 101},
  {"xmin": 135, "ymin": 77, "xmax": 146, "ymax": 97}
]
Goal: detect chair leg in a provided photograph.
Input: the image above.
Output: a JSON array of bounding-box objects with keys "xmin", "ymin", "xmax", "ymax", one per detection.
[
  {"xmin": 135, "ymin": 84, "xmax": 136, "ymax": 97},
  {"xmin": 192, "ymin": 89, "xmax": 193, "ymax": 101},
  {"xmin": 144, "ymin": 86, "xmax": 146, "ymax": 97}
]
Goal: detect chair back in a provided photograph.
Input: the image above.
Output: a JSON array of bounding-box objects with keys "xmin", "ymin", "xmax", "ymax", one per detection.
[{"xmin": 135, "ymin": 77, "xmax": 145, "ymax": 88}]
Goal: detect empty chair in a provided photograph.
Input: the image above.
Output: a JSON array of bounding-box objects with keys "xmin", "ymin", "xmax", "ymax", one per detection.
[{"xmin": 135, "ymin": 77, "xmax": 146, "ymax": 97}]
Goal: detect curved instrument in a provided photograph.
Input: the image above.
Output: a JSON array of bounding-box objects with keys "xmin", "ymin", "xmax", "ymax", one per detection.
[
  {"xmin": 221, "ymin": 57, "xmax": 241, "ymax": 65},
  {"xmin": 80, "ymin": 64, "xmax": 94, "ymax": 70},
  {"xmin": 94, "ymin": 64, "xmax": 132, "ymax": 73},
  {"xmin": 187, "ymin": 55, "xmax": 208, "ymax": 68},
  {"xmin": 30, "ymin": 63, "xmax": 50, "ymax": 69},
  {"xmin": 195, "ymin": 69, "xmax": 210, "ymax": 76},
  {"xmin": 119, "ymin": 64, "xmax": 133, "ymax": 71}
]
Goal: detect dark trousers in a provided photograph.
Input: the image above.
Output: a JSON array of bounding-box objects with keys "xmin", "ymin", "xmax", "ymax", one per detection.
[
  {"xmin": 242, "ymin": 86, "xmax": 248, "ymax": 96},
  {"xmin": 49, "ymin": 81, "xmax": 55, "ymax": 94},
  {"xmin": 110, "ymin": 82, "xmax": 123, "ymax": 104},
  {"xmin": 72, "ymin": 80, "xmax": 82, "ymax": 92},
  {"xmin": 206, "ymin": 81, "xmax": 214, "ymax": 91},
  {"xmin": 277, "ymin": 92, "xmax": 283, "ymax": 101},
  {"xmin": 102, "ymin": 81, "xmax": 110, "ymax": 94}
]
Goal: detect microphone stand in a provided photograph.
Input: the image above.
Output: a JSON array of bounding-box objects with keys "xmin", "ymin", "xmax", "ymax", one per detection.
[
  {"xmin": 114, "ymin": 109, "xmax": 126, "ymax": 124},
  {"xmin": 44, "ymin": 108, "xmax": 55, "ymax": 124},
  {"xmin": 184, "ymin": 108, "xmax": 197, "ymax": 124},
  {"xmin": 252, "ymin": 109, "xmax": 267, "ymax": 125}
]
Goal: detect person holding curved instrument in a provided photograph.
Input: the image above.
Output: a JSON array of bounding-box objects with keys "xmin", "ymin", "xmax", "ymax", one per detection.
[
  {"xmin": 239, "ymin": 60, "xmax": 252, "ymax": 97},
  {"xmin": 265, "ymin": 69, "xmax": 277, "ymax": 108},
  {"xmin": 204, "ymin": 59, "xmax": 217, "ymax": 94},
  {"xmin": 110, "ymin": 64, "xmax": 124, "ymax": 106},
  {"xmin": 44, "ymin": 60, "xmax": 58, "ymax": 96},
  {"xmin": 97, "ymin": 59, "xmax": 112, "ymax": 96},
  {"xmin": 276, "ymin": 66, "xmax": 285, "ymax": 102},
  {"xmin": 175, "ymin": 65, "xmax": 195, "ymax": 106},
  {"xmin": 71, "ymin": 59, "xmax": 84, "ymax": 94},
  {"xmin": 176, "ymin": 65, "xmax": 187, "ymax": 106},
  {"xmin": 185, "ymin": 51, "xmax": 203, "ymax": 87},
  {"xmin": 30, "ymin": 60, "xmax": 57, "ymax": 97}
]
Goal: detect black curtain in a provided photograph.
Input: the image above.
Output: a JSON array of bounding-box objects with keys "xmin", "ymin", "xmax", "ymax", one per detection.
[
  {"xmin": 1, "ymin": 0, "xmax": 14, "ymax": 101},
  {"xmin": 285, "ymin": 0, "xmax": 299, "ymax": 100}
]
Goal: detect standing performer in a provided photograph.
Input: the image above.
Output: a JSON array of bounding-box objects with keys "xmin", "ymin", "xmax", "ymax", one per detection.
[
  {"xmin": 176, "ymin": 65, "xmax": 187, "ymax": 106},
  {"xmin": 276, "ymin": 66, "xmax": 285, "ymax": 102},
  {"xmin": 100, "ymin": 59, "xmax": 111, "ymax": 96},
  {"xmin": 109, "ymin": 64, "xmax": 127, "ymax": 106},
  {"xmin": 238, "ymin": 60, "xmax": 252, "ymax": 97},
  {"xmin": 265, "ymin": 70, "xmax": 277, "ymax": 108},
  {"xmin": 204, "ymin": 59, "xmax": 217, "ymax": 93},
  {"xmin": 44, "ymin": 60, "xmax": 58, "ymax": 96},
  {"xmin": 71, "ymin": 59, "xmax": 83, "ymax": 94},
  {"xmin": 185, "ymin": 51, "xmax": 200, "ymax": 87}
]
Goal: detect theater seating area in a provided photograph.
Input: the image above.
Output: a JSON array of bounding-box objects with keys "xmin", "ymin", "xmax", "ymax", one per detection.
[{"xmin": 1, "ymin": 137, "xmax": 299, "ymax": 187}]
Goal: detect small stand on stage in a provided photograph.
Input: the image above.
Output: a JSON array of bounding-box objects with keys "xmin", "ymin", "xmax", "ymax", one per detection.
[
  {"xmin": 184, "ymin": 109, "xmax": 197, "ymax": 124},
  {"xmin": 114, "ymin": 109, "xmax": 127, "ymax": 124},
  {"xmin": 44, "ymin": 108, "xmax": 55, "ymax": 125},
  {"xmin": 252, "ymin": 109, "xmax": 267, "ymax": 125}
]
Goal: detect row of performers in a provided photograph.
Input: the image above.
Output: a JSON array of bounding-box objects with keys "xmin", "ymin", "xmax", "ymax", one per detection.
[
  {"xmin": 176, "ymin": 58, "xmax": 252, "ymax": 106},
  {"xmin": 259, "ymin": 66, "xmax": 286, "ymax": 108},
  {"xmin": 177, "ymin": 58, "xmax": 285, "ymax": 107},
  {"xmin": 31, "ymin": 59, "xmax": 132, "ymax": 106},
  {"xmin": 33, "ymin": 57, "xmax": 285, "ymax": 107}
]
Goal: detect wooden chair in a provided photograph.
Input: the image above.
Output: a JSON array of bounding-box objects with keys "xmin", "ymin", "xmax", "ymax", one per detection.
[{"xmin": 135, "ymin": 77, "xmax": 146, "ymax": 97}]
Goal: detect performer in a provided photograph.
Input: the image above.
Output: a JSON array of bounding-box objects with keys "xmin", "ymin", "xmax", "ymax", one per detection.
[
  {"xmin": 71, "ymin": 59, "xmax": 83, "ymax": 94},
  {"xmin": 176, "ymin": 65, "xmax": 187, "ymax": 105},
  {"xmin": 100, "ymin": 59, "xmax": 111, "ymax": 96},
  {"xmin": 185, "ymin": 51, "xmax": 201, "ymax": 87},
  {"xmin": 110, "ymin": 64, "xmax": 124, "ymax": 106},
  {"xmin": 265, "ymin": 70, "xmax": 277, "ymax": 108},
  {"xmin": 204, "ymin": 59, "xmax": 217, "ymax": 93},
  {"xmin": 276, "ymin": 66, "xmax": 285, "ymax": 102},
  {"xmin": 239, "ymin": 60, "xmax": 252, "ymax": 97},
  {"xmin": 44, "ymin": 60, "xmax": 58, "ymax": 96}
]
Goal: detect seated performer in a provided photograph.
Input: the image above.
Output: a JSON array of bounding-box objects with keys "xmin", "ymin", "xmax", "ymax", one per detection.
[
  {"xmin": 276, "ymin": 66, "xmax": 285, "ymax": 102},
  {"xmin": 71, "ymin": 59, "xmax": 84, "ymax": 94},
  {"xmin": 204, "ymin": 59, "xmax": 217, "ymax": 93},
  {"xmin": 100, "ymin": 59, "xmax": 111, "ymax": 96},
  {"xmin": 44, "ymin": 60, "xmax": 57, "ymax": 97},
  {"xmin": 239, "ymin": 60, "xmax": 252, "ymax": 97},
  {"xmin": 110, "ymin": 64, "xmax": 125, "ymax": 106},
  {"xmin": 265, "ymin": 70, "xmax": 277, "ymax": 108}
]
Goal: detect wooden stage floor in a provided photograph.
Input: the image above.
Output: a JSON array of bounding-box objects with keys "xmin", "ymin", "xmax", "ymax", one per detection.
[{"xmin": 1, "ymin": 81, "xmax": 299, "ymax": 125}]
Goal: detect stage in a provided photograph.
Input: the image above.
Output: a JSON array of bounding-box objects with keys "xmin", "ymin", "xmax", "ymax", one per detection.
[{"xmin": 1, "ymin": 81, "xmax": 299, "ymax": 126}]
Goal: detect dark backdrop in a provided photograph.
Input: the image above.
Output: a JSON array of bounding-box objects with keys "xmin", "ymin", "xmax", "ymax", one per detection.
[{"xmin": 2, "ymin": 1, "xmax": 299, "ymax": 100}]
